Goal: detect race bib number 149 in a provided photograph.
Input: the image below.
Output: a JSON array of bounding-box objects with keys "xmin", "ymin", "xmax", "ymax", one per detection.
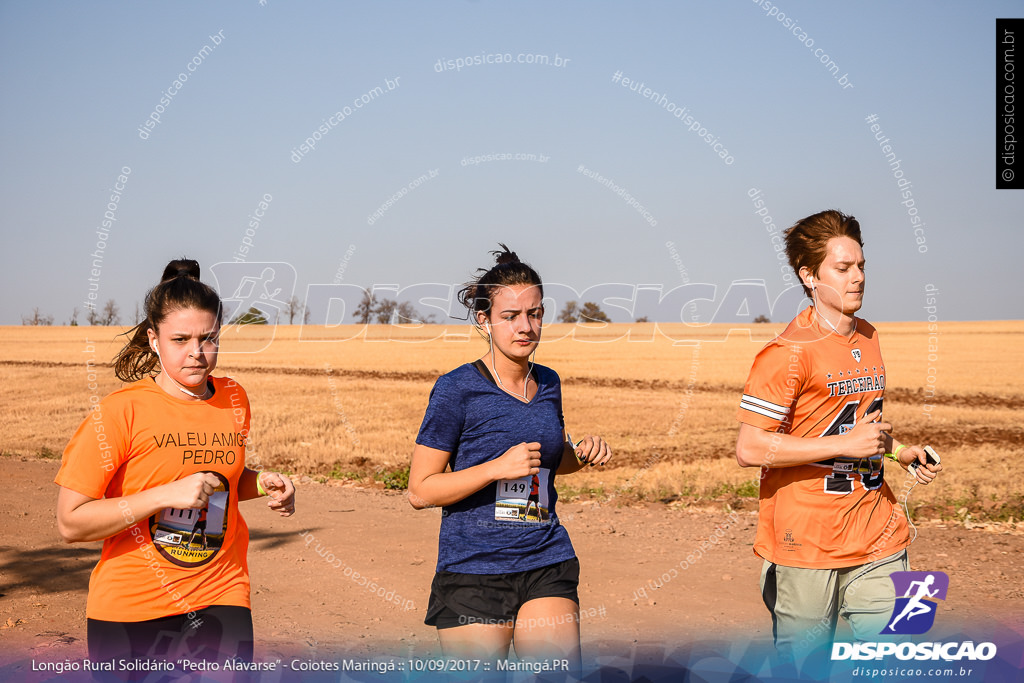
[{"xmin": 495, "ymin": 470, "xmax": 550, "ymax": 522}]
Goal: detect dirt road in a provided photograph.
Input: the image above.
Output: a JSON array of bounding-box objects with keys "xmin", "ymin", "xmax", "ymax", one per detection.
[{"xmin": 2, "ymin": 457, "xmax": 1022, "ymax": 681}]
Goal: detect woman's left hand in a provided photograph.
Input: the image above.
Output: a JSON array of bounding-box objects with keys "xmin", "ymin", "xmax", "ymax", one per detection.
[
  {"xmin": 259, "ymin": 472, "xmax": 296, "ymax": 516},
  {"xmin": 574, "ymin": 435, "xmax": 612, "ymax": 467}
]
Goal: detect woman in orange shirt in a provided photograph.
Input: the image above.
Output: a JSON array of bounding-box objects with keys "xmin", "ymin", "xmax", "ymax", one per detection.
[{"xmin": 56, "ymin": 259, "xmax": 295, "ymax": 670}]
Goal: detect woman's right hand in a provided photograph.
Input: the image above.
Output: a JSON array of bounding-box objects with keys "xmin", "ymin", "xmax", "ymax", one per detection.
[
  {"xmin": 162, "ymin": 472, "xmax": 223, "ymax": 509},
  {"xmin": 489, "ymin": 442, "xmax": 543, "ymax": 480}
]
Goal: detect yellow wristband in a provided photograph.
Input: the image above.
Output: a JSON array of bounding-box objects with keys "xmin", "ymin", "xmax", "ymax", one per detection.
[
  {"xmin": 256, "ymin": 473, "xmax": 268, "ymax": 497},
  {"xmin": 884, "ymin": 444, "xmax": 907, "ymax": 463}
]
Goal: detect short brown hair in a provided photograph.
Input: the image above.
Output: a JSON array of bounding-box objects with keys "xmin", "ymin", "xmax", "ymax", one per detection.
[{"xmin": 783, "ymin": 210, "xmax": 863, "ymax": 297}]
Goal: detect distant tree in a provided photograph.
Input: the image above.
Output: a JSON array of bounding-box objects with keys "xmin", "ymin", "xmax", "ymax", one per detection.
[
  {"xmin": 558, "ymin": 301, "xmax": 580, "ymax": 323},
  {"xmin": 352, "ymin": 292, "xmax": 431, "ymax": 324},
  {"xmin": 303, "ymin": 306, "xmax": 312, "ymax": 324},
  {"xmin": 285, "ymin": 296, "xmax": 305, "ymax": 324},
  {"xmin": 394, "ymin": 301, "xmax": 422, "ymax": 324},
  {"xmin": 22, "ymin": 308, "xmax": 54, "ymax": 325},
  {"xmin": 635, "ymin": 316, "xmax": 649, "ymax": 323},
  {"xmin": 579, "ymin": 302, "xmax": 610, "ymax": 323},
  {"xmin": 86, "ymin": 308, "xmax": 101, "ymax": 325},
  {"xmin": 353, "ymin": 291, "xmax": 377, "ymax": 324},
  {"xmin": 133, "ymin": 301, "xmax": 143, "ymax": 324},
  {"xmin": 753, "ymin": 314, "xmax": 771, "ymax": 323},
  {"xmin": 99, "ymin": 299, "xmax": 120, "ymax": 326},
  {"xmin": 68, "ymin": 307, "xmax": 79, "ymax": 326},
  {"xmin": 231, "ymin": 307, "xmax": 269, "ymax": 325},
  {"xmin": 394, "ymin": 301, "xmax": 438, "ymax": 324},
  {"xmin": 374, "ymin": 298, "xmax": 398, "ymax": 324},
  {"xmin": 284, "ymin": 294, "xmax": 307, "ymax": 325}
]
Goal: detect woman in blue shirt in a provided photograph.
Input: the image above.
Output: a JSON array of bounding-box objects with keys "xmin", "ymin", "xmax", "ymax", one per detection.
[{"xmin": 409, "ymin": 245, "xmax": 611, "ymax": 672}]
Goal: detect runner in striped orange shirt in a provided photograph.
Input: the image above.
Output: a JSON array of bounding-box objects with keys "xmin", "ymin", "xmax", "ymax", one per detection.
[{"xmin": 735, "ymin": 210, "xmax": 942, "ymax": 664}]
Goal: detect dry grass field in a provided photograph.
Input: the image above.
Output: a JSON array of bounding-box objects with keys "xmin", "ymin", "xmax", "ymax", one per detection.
[{"xmin": 3, "ymin": 320, "xmax": 1022, "ymax": 522}]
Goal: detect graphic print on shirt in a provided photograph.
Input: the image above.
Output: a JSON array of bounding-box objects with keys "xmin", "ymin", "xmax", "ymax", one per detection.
[
  {"xmin": 495, "ymin": 470, "xmax": 550, "ymax": 522},
  {"xmin": 150, "ymin": 471, "xmax": 230, "ymax": 567},
  {"xmin": 820, "ymin": 396, "xmax": 885, "ymax": 495}
]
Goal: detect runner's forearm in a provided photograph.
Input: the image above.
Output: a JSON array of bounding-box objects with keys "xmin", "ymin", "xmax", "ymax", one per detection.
[
  {"xmin": 736, "ymin": 423, "xmax": 846, "ymax": 467},
  {"xmin": 556, "ymin": 441, "xmax": 585, "ymax": 474},
  {"xmin": 238, "ymin": 468, "xmax": 262, "ymax": 501},
  {"xmin": 409, "ymin": 461, "xmax": 501, "ymax": 508},
  {"xmin": 57, "ymin": 487, "xmax": 170, "ymax": 543}
]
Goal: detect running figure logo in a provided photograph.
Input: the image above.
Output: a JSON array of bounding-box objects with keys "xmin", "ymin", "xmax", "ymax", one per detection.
[
  {"xmin": 186, "ymin": 507, "xmax": 208, "ymax": 550},
  {"xmin": 222, "ymin": 265, "xmax": 289, "ymax": 321},
  {"xmin": 522, "ymin": 473, "xmax": 544, "ymax": 521},
  {"xmin": 881, "ymin": 571, "xmax": 949, "ymax": 634},
  {"xmin": 209, "ymin": 262, "xmax": 297, "ymax": 354}
]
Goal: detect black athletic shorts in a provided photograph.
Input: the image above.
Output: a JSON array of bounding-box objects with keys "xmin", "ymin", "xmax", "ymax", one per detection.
[
  {"xmin": 87, "ymin": 605, "xmax": 253, "ymax": 681},
  {"xmin": 425, "ymin": 557, "xmax": 580, "ymax": 629}
]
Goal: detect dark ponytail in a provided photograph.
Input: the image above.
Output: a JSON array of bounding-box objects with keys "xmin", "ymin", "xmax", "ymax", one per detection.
[
  {"xmin": 457, "ymin": 244, "xmax": 544, "ymax": 326},
  {"xmin": 113, "ymin": 258, "xmax": 222, "ymax": 382}
]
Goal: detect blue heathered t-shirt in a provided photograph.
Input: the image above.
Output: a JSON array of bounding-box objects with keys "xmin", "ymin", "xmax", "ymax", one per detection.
[{"xmin": 416, "ymin": 362, "xmax": 576, "ymax": 574}]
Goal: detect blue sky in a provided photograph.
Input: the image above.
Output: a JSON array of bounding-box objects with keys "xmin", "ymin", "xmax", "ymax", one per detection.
[{"xmin": 1, "ymin": 1, "xmax": 1021, "ymax": 325}]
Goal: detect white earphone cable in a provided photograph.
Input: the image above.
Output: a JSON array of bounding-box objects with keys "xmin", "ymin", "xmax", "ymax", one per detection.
[
  {"xmin": 152, "ymin": 344, "xmax": 211, "ymax": 400},
  {"xmin": 810, "ymin": 276, "xmax": 845, "ymax": 335},
  {"xmin": 485, "ymin": 321, "xmax": 534, "ymax": 400}
]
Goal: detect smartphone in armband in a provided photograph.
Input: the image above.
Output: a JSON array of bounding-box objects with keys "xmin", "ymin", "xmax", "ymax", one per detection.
[{"xmin": 910, "ymin": 445, "xmax": 941, "ymax": 472}]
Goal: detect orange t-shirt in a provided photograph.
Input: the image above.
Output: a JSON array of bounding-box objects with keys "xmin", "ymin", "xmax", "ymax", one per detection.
[
  {"xmin": 56, "ymin": 376, "xmax": 252, "ymax": 621},
  {"xmin": 737, "ymin": 306, "xmax": 911, "ymax": 569}
]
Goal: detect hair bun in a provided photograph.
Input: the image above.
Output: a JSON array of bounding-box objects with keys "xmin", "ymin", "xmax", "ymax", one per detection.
[
  {"xmin": 457, "ymin": 243, "xmax": 542, "ymax": 319},
  {"xmin": 491, "ymin": 243, "xmax": 520, "ymax": 266},
  {"xmin": 160, "ymin": 258, "xmax": 201, "ymax": 282}
]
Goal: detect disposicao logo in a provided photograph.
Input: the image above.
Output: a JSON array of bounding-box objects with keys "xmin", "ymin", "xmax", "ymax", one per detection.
[
  {"xmin": 832, "ymin": 570, "xmax": 997, "ymax": 662},
  {"xmin": 882, "ymin": 570, "xmax": 949, "ymax": 635}
]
